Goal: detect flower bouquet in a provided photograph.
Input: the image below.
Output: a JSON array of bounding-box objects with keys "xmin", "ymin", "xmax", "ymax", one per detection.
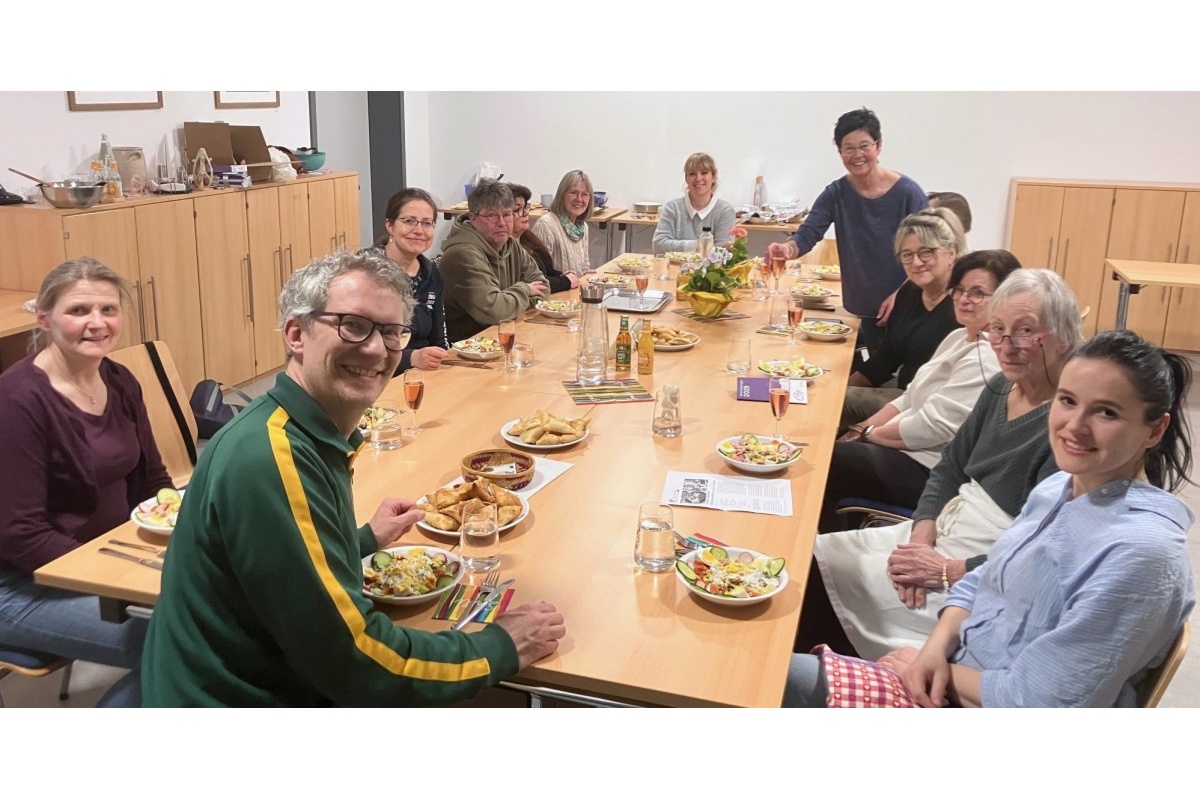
[{"xmin": 679, "ymin": 244, "xmax": 742, "ymax": 318}]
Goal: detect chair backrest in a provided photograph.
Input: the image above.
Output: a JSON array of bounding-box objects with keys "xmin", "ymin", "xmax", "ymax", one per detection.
[
  {"xmin": 798, "ymin": 238, "xmax": 840, "ymax": 267},
  {"xmin": 108, "ymin": 340, "xmax": 197, "ymax": 485},
  {"xmin": 1140, "ymin": 621, "xmax": 1190, "ymax": 708}
]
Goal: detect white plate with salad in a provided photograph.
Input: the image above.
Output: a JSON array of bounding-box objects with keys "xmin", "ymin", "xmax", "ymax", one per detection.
[
  {"xmin": 716, "ymin": 434, "xmax": 803, "ymax": 474},
  {"xmin": 676, "ymin": 545, "xmax": 788, "ymax": 606},
  {"xmin": 361, "ymin": 546, "xmax": 463, "ymax": 606},
  {"xmin": 451, "ymin": 336, "xmax": 504, "ymax": 361},
  {"xmin": 130, "ymin": 488, "xmax": 185, "ymax": 534}
]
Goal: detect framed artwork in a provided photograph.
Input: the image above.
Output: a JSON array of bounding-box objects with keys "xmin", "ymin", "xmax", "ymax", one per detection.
[
  {"xmin": 112, "ymin": 147, "xmax": 149, "ymax": 196},
  {"xmin": 214, "ymin": 91, "xmax": 280, "ymax": 109},
  {"xmin": 67, "ymin": 92, "xmax": 163, "ymax": 111}
]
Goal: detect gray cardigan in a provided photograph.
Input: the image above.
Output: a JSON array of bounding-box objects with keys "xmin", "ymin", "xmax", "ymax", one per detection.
[{"xmin": 652, "ymin": 196, "xmax": 736, "ymax": 254}]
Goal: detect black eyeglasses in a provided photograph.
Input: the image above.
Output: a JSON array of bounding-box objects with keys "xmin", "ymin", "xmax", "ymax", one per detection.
[
  {"xmin": 313, "ymin": 312, "xmax": 412, "ymax": 352},
  {"xmin": 512, "ymin": 205, "xmax": 530, "ymax": 218},
  {"xmin": 898, "ymin": 247, "xmax": 940, "ymax": 265},
  {"xmin": 395, "ymin": 217, "xmax": 436, "ymax": 231},
  {"xmin": 951, "ymin": 286, "xmax": 994, "ymax": 303}
]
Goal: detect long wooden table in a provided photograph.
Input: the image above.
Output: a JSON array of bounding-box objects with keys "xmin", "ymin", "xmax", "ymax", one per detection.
[
  {"xmin": 0, "ymin": 289, "xmax": 36, "ymax": 338},
  {"xmin": 35, "ymin": 257, "xmax": 856, "ymax": 707}
]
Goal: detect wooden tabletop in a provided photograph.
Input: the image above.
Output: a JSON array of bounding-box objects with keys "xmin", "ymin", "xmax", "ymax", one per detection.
[
  {"xmin": 0, "ymin": 289, "xmax": 36, "ymax": 338},
  {"xmin": 1106, "ymin": 259, "xmax": 1200, "ymax": 289},
  {"xmin": 35, "ymin": 258, "xmax": 857, "ymax": 707},
  {"xmin": 436, "ymin": 206, "xmax": 626, "ymax": 225},
  {"xmin": 611, "ymin": 211, "xmax": 660, "ymax": 227}
]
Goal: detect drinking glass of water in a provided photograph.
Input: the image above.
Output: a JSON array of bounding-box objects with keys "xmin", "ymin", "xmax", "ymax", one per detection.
[
  {"xmin": 726, "ymin": 337, "xmax": 751, "ymax": 374},
  {"xmin": 367, "ymin": 405, "xmax": 406, "ymax": 451},
  {"xmin": 461, "ymin": 516, "xmax": 500, "ymax": 572},
  {"xmin": 634, "ymin": 503, "xmax": 675, "ymax": 572}
]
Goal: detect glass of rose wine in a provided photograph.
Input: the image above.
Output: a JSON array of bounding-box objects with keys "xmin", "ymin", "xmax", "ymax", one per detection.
[
  {"xmin": 769, "ymin": 377, "xmax": 790, "ymax": 439},
  {"xmin": 771, "ymin": 257, "xmax": 788, "ymax": 294},
  {"xmin": 498, "ymin": 318, "xmax": 517, "ymax": 373},
  {"xmin": 634, "ymin": 267, "xmax": 650, "ymax": 310},
  {"xmin": 787, "ymin": 296, "xmax": 805, "ymax": 345},
  {"xmin": 402, "ymin": 368, "xmax": 425, "ymax": 434}
]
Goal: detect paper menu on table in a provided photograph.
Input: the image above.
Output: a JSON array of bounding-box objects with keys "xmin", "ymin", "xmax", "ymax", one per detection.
[
  {"xmin": 735, "ymin": 377, "xmax": 808, "ymax": 404},
  {"xmin": 660, "ymin": 471, "xmax": 793, "ymax": 517}
]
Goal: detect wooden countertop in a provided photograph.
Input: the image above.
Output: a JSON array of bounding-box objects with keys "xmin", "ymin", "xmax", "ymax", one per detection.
[
  {"xmin": 35, "ymin": 259, "xmax": 857, "ymax": 707},
  {"xmin": 1106, "ymin": 259, "xmax": 1200, "ymax": 289},
  {"xmin": 0, "ymin": 289, "xmax": 35, "ymax": 338}
]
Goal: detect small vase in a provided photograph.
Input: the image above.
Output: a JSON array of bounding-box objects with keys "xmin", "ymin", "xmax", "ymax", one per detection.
[{"xmin": 688, "ymin": 292, "xmax": 733, "ymax": 319}]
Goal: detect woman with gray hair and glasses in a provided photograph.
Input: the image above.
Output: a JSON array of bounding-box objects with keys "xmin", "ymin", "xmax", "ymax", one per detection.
[
  {"xmin": 531, "ymin": 170, "xmax": 595, "ymax": 278},
  {"xmin": 797, "ymin": 268, "xmax": 1084, "ymax": 661}
]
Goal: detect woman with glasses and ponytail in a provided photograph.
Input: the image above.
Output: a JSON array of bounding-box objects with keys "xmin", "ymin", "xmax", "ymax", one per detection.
[
  {"xmin": 367, "ymin": 187, "xmax": 449, "ymax": 373},
  {"xmin": 797, "ymin": 269, "xmax": 1084, "ymax": 661},
  {"xmin": 786, "ymin": 328, "xmax": 1194, "ymax": 707},
  {"xmin": 819, "ymin": 250, "xmax": 1022, "ymax": 533}
]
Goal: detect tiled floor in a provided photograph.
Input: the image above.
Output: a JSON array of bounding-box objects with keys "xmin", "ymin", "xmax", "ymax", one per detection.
[{"xmin": 5, "ymin": 363, "xmax": 1200, "ymax": 708}]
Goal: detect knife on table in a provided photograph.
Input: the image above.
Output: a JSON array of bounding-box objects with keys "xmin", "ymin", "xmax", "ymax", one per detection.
[
  {"xmin": 453, "ymin": 579, "xmax": 516, "ymax": 630},
  {"xmin": 441, "ymin": 359, "xmax": 493, "ymax": 369},
  {"xmin": 98, "ymin": 547, "xmax": 163, "ymax": 570}
]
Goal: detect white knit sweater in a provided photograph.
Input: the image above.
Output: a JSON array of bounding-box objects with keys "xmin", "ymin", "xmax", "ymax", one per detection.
[
  {"xmin": 531, "ymin": 214, "xmax": 590, "ymax": 277},
  {"xmin": 889, "ymin": 328, "xmax": 1000, "ymax": 468}
]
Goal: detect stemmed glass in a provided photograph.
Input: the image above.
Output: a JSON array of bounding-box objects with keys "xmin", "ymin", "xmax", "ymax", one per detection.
[
  {"xmin": 402, "ymin": 368, "xmax": 425, "ymax": 435},
  {"xmin": 769, "ymin": 377, "xmax": 790, "ymax": 439},
  {"xmin": 770, "ymin": 256, "xmax": 787, "ymax": 294},
  {"xmin": 498, "ymin": 318, "xmax": 517, "ymax": 373},
  {"xmin": 634, "ymin": 266, "xmax": 650, "ymax": 311},
  {"xmin": 787, "ymin": 296, "xmax": 805, "ymax": 345}
]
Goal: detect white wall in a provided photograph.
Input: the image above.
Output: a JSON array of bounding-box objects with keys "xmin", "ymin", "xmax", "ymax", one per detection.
[
  {"xmin": 0, "ymin": 91, "xmax": 311, "ymax": 192},
  {"xmin": 411, "ymin": 91, "xmax": 1200, "ymax": 256}
]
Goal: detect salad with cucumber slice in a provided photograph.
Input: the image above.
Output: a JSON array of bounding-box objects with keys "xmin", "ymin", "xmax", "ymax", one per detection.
[{"xmin": 677, "ymin": 546, "xmax": 785, "ymax": 600}]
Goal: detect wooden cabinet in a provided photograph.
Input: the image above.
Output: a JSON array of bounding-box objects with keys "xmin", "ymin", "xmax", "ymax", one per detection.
[
  {"xmin": 61, "ymin": 209, "xmax": 143, "ymax": 350},
  {"xmin": 278, "ymin": 182, "xmax": 312, "ymax": 280},
  {"xmin": 1007, "ymin": 178, "xmax": 1200, "ymax": 348},
  {"xmin": 308, "ymin": 179, "xmax": 338, "ymax": 257},
  {"xmin": 334, "ymin": 175, "xmax": 362, "ymax": 251},
  {"xmin": 246, "ymin": 189, "xmax": 287, "ymax": 374},
  {"xmin": 133, "ymin": 201, "xmax": 205, "ymax": 391},
  {"xmin": 195, "ymin": 193, "xmax": 256, "ymax": 385},
  {"xmin": 1163, "ymin": 193, "xmax": 1200, "ymax": 351}
]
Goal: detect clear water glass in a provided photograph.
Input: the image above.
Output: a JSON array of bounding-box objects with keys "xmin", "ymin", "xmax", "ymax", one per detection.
[
  {"xmin": 726, "ymin": 338, "xmax": 751, "ymax": 374},
  {"xmin": 634, "ymin": 503, "xmax": 675, "ymax": 572},
  {"xmin": 461, "ymin": 517, "xmax": 500, "ymax": 572},
  {"xmin": 368, "ymin": 406, "xmax": 408, "ymax": 451}
]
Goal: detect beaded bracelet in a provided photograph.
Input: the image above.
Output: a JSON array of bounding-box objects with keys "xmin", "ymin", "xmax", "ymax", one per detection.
[{"xmin": 941, "ymin": 560, "xmax": 950, "ymax": 593}]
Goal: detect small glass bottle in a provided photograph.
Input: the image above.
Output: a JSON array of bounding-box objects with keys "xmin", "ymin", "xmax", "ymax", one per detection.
[
  {"xmin": 615, "ymin": 315, "xmax": 632, "ymax": 372},
  {"xmin": 697, "ymin": 226, "xmax": 713, "ymax": 259},
  {"xmin": 637, "ymin": 315, "xmax": 655, "ymax": 375},
  {"xmin": 98, "ymin": 134, "xmax": 122, "ymax": 203}
]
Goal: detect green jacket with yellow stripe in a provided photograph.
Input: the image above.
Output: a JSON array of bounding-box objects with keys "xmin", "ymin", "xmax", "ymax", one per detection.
[{"xmin": 142, "ymin": 373, "xmax": 518, "ymax": 706}]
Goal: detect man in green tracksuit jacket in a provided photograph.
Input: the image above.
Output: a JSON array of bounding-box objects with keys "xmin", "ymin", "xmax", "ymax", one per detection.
[
  {"xmin": 143, "ymin": 250, "xmax": 565, "ymax": 706},
  {"xmin": 440, "ymin": 181, "xmax": 548, "ymax": 343}
]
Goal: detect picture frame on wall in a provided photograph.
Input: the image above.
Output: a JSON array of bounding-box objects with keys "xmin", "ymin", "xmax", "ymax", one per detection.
[
  {"xmin": 214, "ymin": 91, "xmax": 280, "ymax": 109},
  {"xmin": 67, "ymin": 92, "xmax": 163, "ymax": 111},
  {"xmin": 112, "ymin": 147, "xmax": 149, "ymax": 196}
]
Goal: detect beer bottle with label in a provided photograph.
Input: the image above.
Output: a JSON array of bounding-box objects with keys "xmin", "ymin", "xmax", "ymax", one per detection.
[
  {"xmin": 637, "ymin": 315, "xmax": 655, "ymax": 375},
  {"xmin": 615, "ymin": 315, "xmax": 632, "ymax": 372}
]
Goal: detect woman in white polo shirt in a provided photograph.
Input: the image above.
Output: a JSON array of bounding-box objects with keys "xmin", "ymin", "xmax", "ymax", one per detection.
[{"xmin": 652, "ymin": 152, "xmax": 736, "ymax": 254}]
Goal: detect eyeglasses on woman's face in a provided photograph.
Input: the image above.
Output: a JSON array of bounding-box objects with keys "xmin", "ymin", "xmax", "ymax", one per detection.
[
  {"xmin": 898, "ymin": 247, "xmax": 940, "ymax": 266},
  {"xmin": 980, "ymin": 327, "xmax": 1046, "ymax": 349},
  {"xmin": 839, "ymin": 141, "xmax": 877, "ymax": 157},
  {"xmin": 512, "ymin": 204, "xmax": 530, "ymax": 218},
  {"xmin": 951, "ymin": 286, "xmax": 994, "ymax": 304},
  {"xmin": 313, "ymin": 312, "xmax": 412, "ymax": 352},
  {"xmin": 395, "ymin": 216, "xmax": 435, "ymax": 231}
]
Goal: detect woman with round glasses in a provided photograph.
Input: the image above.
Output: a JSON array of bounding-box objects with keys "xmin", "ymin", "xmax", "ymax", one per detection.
[
  {"xmin": 819, "ymin": 250, "xmax": 1021, "ymax": 533},
  {"xmin": 508, "ymin": 183, "xmax": 578, "ymax": 293},
  {"xmin": 840, "ymin": 208, "xmax": 967, "ymax": 427},
  {"xmin": 652, "ymin": 152, "xmax": 736, "ymax": 254},
  {"xmin": 367, "ymin": 187, "xmax": 448, "ymax": 373},
  {"xmin": 765, "ymin": 108, "xmax": 928, "ymax": 354},
  {"xmin": 797, "ymin": 269, "xmax": 1084, "ymax": 661},
  {"xmin": 531, "ymin": 170, "xmax": 595, "ymax": 278}
]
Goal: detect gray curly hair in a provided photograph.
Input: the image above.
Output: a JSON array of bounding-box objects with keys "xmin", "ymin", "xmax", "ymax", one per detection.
[{"xmin": 278, "ymin": 248, "xmax": 414, "ymax": 332}]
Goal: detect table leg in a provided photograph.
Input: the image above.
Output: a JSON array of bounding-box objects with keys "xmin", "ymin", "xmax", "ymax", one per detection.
[
  {"xmin": 619, "ymin": 222, "xmax": 630, "ymax": 254},
  {"xmin": 1113, "ymin": 273, "xmax": 1136, "ymax": 329},
  {"xmin": 604, "ymin": 222, "xmax": 614, "ymax": 262},
  {"xmin": 99, "ymin": 597, "xmax": 129, "ymax": 623}
]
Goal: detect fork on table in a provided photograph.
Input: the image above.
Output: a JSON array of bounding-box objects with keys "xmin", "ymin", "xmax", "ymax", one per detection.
[{"xmin": 453, "ymin": 570, "xmax": 499, "ymax": 631}]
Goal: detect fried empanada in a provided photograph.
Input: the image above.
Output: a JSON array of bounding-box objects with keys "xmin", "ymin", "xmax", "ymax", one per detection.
[
  {"xmin": 430, "ymin": 488, "xmax": 460, "ymax": 509},
  {"xmin": 493, "ymin": 486, "xmax": 521, "ymax": 508},
  {"xmin": 543, "ymin": 417, "xmax": 574, "ymax": 435},
  {"xmin": 472, "ymin": 479, "xmax": 498, "ymax": 503},
  {"xmin": 520, "ymin": 425, "xmax": 545, "ymax": 444},
  {"xmin": 497, "ymin": 505, "xmax": 521, "ymax": 526},
  {"xmin": 459, "ymin": 498, "xmax": 488, "ymax": 521},
  {"xmin": 423, "ymin": 511, "xmax": 459, "ymax": 531}
]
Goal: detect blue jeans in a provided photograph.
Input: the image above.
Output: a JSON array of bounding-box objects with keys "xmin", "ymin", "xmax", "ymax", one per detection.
[
  {"xmin": 0, "ymin": 567, "xmax": 146, "ymax": 707},
  {"xmin": 782, "ymin": 654, "xmax": 828, "ymax": 708}
]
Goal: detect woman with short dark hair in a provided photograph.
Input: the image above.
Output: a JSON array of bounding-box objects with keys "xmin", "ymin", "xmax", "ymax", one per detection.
[{"xmin": 508, "ymin": 182, "xmax": 578, "ymax": 293}]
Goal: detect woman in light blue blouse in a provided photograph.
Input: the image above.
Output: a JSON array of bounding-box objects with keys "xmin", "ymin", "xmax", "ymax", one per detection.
[
  {"xmin": 652, "ymin": 153, "xmax": 736, "ymax": 255},
  {"xmin": 786, "ymin": 328, "xmax": 1195, "ymax": 707}
]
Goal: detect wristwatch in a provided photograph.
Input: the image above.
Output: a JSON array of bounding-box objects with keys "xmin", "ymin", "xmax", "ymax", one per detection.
[{"xmin": 862, "ymin": 425, "xmax": 874, "ymax": 443}]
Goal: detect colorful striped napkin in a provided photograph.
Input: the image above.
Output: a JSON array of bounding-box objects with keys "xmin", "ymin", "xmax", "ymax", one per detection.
[
  {"xmin": 433, "ymin": 584, "xmax": 515, "ymax": 624},
  {"xmin": 675, "ymin": 531, "xmax": 728, "ymax": 556},
  {"xmin": 671, "ymin": 308, "xmax": 751, "ymax": 323},
  {"xmin": 562, "ymin": 379, "xmax": 653, "ymax": 404}
]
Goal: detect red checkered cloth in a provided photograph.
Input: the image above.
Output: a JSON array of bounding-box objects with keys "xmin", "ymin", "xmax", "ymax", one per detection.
[{"xmin": 813, "ymin": 645, "xmax": 917, "ymax": 708}]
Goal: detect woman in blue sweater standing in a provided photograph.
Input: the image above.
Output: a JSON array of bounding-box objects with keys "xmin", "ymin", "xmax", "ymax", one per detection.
[{"xmin": 766, "ymin": 107, "xmax": 927, "ymax": 353}]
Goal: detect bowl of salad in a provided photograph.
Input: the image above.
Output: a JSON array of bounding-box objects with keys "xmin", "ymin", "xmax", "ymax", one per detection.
[
  {"xmin": 536, "ymin": 299, "xmax": 581, "ymax": 319},
  {"xmin": 451, "ymin": 336, "xmax": 504, "ymax": 361},
  {"xmin": 676, "ymin": 545, "xmax": 788, "ymax": 606},
  {"xmin": 716, "ymin": 434, "xmax": 803, "ymax": 474},
  {"xmin": 615, "ymin": 254, "xmax": 651, "ymax": 274},
  {"xmin": 131, "ymin": 488, "xmax": 185, "ymax": 534},
  {"xmin": 796, "ymin": 320, "xmax": 852, "ymax": 342},
  {"xmin": 362, "ymin": 546, "xmax": 463, "ymax": 606},
  {"xmin": 757, "ymin": 359, "xmax": 824, "ymax": 381}
]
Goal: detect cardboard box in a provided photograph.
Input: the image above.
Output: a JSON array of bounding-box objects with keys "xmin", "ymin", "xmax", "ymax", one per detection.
[
  {"xmin": 183, "ymin": 121, "xmax": 273, "ymax": 185},
  {"xmin": 229, "ymin": 125, "xmax": 273, "ymax": 184}
]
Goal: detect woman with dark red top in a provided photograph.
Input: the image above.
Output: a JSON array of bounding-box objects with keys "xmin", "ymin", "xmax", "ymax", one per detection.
[{"xmin": 0, "ymin": 257, "xmax": 173, "ymax": 707}]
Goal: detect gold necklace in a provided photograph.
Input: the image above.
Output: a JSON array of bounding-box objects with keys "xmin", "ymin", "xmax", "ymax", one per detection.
[{"xmin": 55, "ymin": 368, "xmax": 101, "ymax": 406}]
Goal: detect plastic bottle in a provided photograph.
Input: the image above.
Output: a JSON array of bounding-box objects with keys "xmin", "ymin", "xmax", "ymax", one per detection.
[
  {"xmin": 637, "ymin": 316, "xmax": 655, "ymax": 375},
  {"xmin": 615, "ymin": 315, "xmax": 632, "ymax": 372},
  {"xmin": 697, "ymin": 226, "xmax": 714, "ymax": 259}
]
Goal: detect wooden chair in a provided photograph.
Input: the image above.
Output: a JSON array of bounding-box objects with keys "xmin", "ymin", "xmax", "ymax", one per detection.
[
  {"xmin": 1140, "ymin": 621, "xmax": 1190, "ymax": 708},
  {"xmin": 798, "ymin": 238, "xmax": 840, "ymax": 267},
  {"xmin": 108, "ymin": 340, "xmax": 197, "ymax": 486},
  {"xmin": 834, "ymin": 497, "xmax": 914, "ymax": 529},
  {"xmin": 0, "ymin": 647, "xmax": 72, "ymax": 708}
]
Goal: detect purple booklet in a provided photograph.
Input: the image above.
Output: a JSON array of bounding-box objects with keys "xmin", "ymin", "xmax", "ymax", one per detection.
[{"xmin": 736, "ymin": 376, "xmax": 807, "ymax": 404}]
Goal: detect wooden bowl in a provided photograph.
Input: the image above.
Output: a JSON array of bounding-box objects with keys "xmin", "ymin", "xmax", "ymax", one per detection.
[{"xmin": 460, "ymin": 449, "xmax": 536, "ymax": 491}]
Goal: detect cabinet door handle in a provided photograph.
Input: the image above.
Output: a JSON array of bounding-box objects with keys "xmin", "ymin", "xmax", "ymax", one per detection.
[
  {"xmin": 133, "ymin": 280, "xmax": 146, "ymax": 342},
  {"xmin": 246, "ymin": 254, "xmax": 255, "ymax": 324},
  {"xmin": 1061, "ymin": 239, "xmax": 1070, "ymax": 274},
  {"xmin": 339, "ymin": 232, "xmax": 346, "ymax": 248},
  {"xmin": 146, "ymin": 276, "xmax": 160, "ymax": 341},
  {"xmin": 286, "ymin": 244, "xmax": 294, "ymax": 274},
  {"xmin": 275, "ymin": 246, "xmax": 284, "ymax": 291},
  {"xmin": 1167, "ymin": 244, "xmax": 1174, "ymax": 262},
  {"xmin": 240, "ymin": 257, "xmax": 251, "ymax": 322},
  {"xmin": 1046, "ymin": 238, "xmax": 1054, "ymax": 270},
  {"xmin": 330, "ymin": 236, "xmax": 337, "ymax": 253}
]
